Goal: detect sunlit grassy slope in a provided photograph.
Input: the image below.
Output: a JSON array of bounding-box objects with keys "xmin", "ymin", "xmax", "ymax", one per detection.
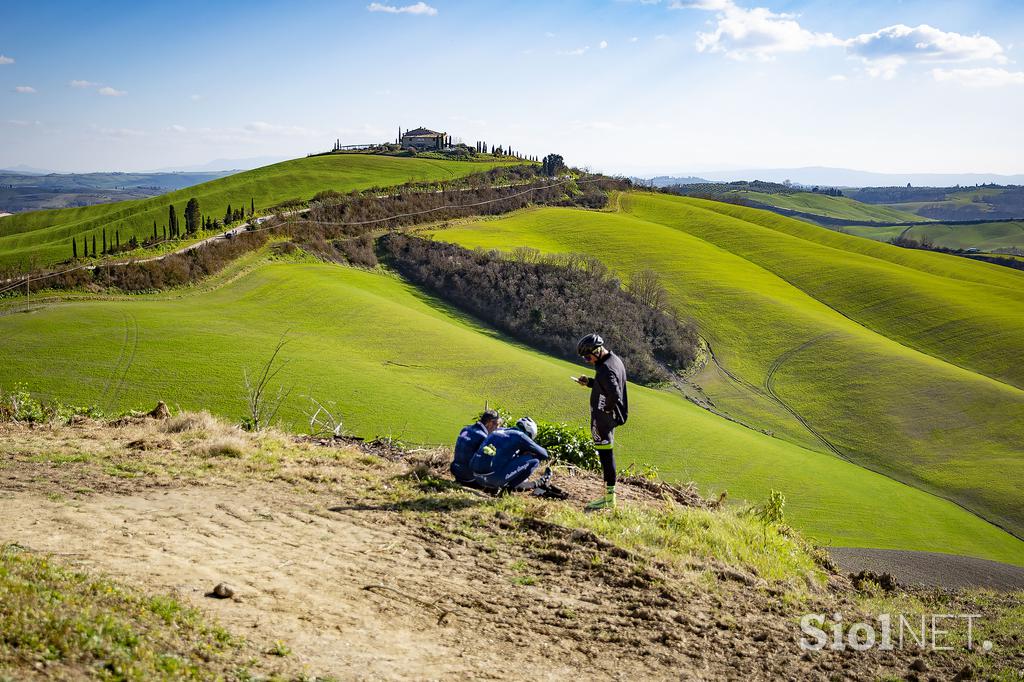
[
  {"xmin": 0, "ymin": 259, "xmax": 1021, "ymax": 563},
  {"xmin": 437, "ymin": 193, "xmax": 1024, "ymax": 540},
  {"xmin": 730, "ymin": 190, "xmax": 929, "ymax": 223},
  {"xmin": 0, "ymin": 154, "xmax": 518, "ymax": 269}
]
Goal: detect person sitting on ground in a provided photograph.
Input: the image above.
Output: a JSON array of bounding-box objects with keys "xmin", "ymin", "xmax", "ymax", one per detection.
[
  {"xmin": 451, "ymin": 409, "xmax": 502, "ymax": 485},
  {"xmin": 470, "ymin": 417, "xmax": 549, "ymax": 492}
]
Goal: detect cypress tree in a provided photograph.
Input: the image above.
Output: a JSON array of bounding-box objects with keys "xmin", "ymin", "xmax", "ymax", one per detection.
[
  {"xmin": 102, "ymin": 228, "xmax": 107, "ymax": 254},
  {"xmin": 116, "ymin": 230, "xmax": 120, "ymax": 250},
  {"xmin": 225, "ymin": 204, "xmax": 232, "ymax": 224},
  {"xmin": 185, "ymin": 197, "xmax": 200, "ymax": 234},
  {"xmin": 169, "ymin": 205, "xmax": 178, "ymax": 237},
  {"xmin": 163, "ymin": 226, "xmax": 167, "ymax": 240},
  {"xmin": 251, "ymin": 197, "xmax": 254, "ymax": 215},
  {"xmin": 153, "ymin": 220, "xmax": 157, "ymax": 240},
  {"xmin": 73, "ymin": 238, "xmax": 77, "ymax": 259}
]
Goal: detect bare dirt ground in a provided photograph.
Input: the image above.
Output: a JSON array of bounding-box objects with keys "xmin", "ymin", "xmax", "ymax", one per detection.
[
  {"xmin": 830, "ymin": 547, "xmax": 1024, "ymax": 592},
  {"xmin": 1, "ymin": 416, "xmax": 1017, "ymax": 680}
]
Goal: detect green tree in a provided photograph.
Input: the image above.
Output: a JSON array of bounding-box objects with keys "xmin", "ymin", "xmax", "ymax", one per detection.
[
  {"xmin": 72, "ymin": 238, "xmax": 77, "ymax": 260},
  {"xmin": 250, "ymin": 197, "xmax": 255, "ymax": 215},
  {"xmin": 168, "ymin": 205, "xmax": 178, "ymax": 238},
  {"xmin": 184, "ymin": 197, "xmax": 201, "ymax": 234},
  {"xmin": 116, "ymin": 230, "xmax": 120, "ymax": 251},
  {"xmin": 102, "ymin": 228, "xmax": 107, "ymax": 254},
  {"xmin": 224, "ymin": 204, "xmax": 232, "ymax": 224}
]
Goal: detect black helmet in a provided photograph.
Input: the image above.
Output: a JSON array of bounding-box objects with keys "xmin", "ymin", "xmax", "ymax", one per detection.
[{"xmin": 576, "ymin": 333, "xmax": 604, "ymax": 357}]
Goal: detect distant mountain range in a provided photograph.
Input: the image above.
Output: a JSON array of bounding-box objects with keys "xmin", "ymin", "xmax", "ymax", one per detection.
[
  {"xmin": 148, "ymin": 156, "xmax": 289, "ymax": 173},
  {"xmin": 645, "ymin": 167, "xmax": 1024, "ymax": 188}
]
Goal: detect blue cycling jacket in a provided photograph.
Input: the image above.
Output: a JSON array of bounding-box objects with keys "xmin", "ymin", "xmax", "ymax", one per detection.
[
  {"xmin": 451, "ymin": 421, "xmax": 489, "ymax": 483},
  {"xmin": 470, "ymin": 428, "xmax": 548, "ymax": 475}
]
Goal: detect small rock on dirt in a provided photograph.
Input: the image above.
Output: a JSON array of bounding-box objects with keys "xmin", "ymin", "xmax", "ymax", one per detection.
[
  {"xmin": 909, "ymin": 657, "xmax": 927, "ymax": 672},
  {"xmin": 211, "ymin": 582, "xmax": 235, "ymax": 599},
  {"xmin": 149, "ymin": 401, "xmax": 171, "ymax": 420}
]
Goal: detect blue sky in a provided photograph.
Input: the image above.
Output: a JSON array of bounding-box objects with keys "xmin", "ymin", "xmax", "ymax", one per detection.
[{"xmin": 1, "ymin": 0, "xmax": 1022, "ymax": 174}]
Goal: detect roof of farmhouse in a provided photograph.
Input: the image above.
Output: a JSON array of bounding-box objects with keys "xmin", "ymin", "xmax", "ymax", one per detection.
[{"xmin": 403, "ymin": 127, "xmax": 444, "ymax": 137}]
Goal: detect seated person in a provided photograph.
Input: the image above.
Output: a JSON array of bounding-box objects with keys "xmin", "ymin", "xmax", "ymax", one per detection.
[
  {"xmin": 470, "ymin": 417, "xmax": 548, "ymax": 492},
  {"xmin": 451, "ymin": 409, "xmax": 501, "ymax": 484}
]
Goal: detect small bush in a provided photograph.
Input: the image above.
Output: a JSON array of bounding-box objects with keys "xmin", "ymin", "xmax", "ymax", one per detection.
[
  {"xmin": 160, "ymin": 411, "xmax": 220, "ymax": 434},
  {"xmin": 192, "ymin": 435, "xmax": 248, "ymax": 458},
  {"xmin": 0, "ymin": 385, "xmax": 102, "ymax": 424},
  {"xmin": 534, "ymin": 421, "xmax": 599, "ymax": 471}
]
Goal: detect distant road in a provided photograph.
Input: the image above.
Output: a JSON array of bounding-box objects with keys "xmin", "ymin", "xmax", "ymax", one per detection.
[{"xmin": 829, "ymin": 547, "xmax": 1024, "ymax": 591}]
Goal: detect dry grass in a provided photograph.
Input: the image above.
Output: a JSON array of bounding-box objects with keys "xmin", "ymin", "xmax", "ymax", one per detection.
[{"xmin": 159, "ymin": 410, "xmax": 221, "ymax": 434}]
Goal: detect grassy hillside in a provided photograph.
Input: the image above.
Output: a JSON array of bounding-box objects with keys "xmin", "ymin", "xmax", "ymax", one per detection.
[
  {"xmin": 842, "ymin": 220, "xmax": 1024, "ymax": 251},
  {"xmin": 0, "ymin": 256, "xmax": 1021, "ymax": 563},
  {"xmin": 731, "ymin": 190, "xmax": 928, "ymax": 223},
  {"xmin": 0, "ymin": 154, "xmax": 518, "ymax": 269},
  {"xmin": 437, "ymin": 194, "xmax": 1024, "ymax": 541}
]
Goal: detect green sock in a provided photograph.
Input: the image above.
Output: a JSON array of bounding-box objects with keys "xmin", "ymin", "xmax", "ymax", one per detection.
[{"xmin": 607, "ymin": 485, "xmax": 616, "ymax": 496}]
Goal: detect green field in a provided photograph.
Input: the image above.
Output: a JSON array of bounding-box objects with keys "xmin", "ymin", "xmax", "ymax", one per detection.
[
  {"xmin": 730, "ymin": 190, "xmax": 928, "ymax": 223},
  {"xmin": 436, "ymin": 193, "xmax": 1024, "ymax": 541},
  {"xmin": 1, "ymin": 255, "xmax": 1022, "ymax": 564},
  {"xmin": 0, "ymin": 154, "xmax": 518, "ymax": 269},
  {"xmin": 845, "ymin": 220, "xmax": 1024, "ymax": 251}
]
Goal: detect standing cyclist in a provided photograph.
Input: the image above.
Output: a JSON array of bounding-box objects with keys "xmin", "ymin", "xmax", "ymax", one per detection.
[{"xmin": 575, "ymin": 333, "xmax": 628, "ymax": 510}]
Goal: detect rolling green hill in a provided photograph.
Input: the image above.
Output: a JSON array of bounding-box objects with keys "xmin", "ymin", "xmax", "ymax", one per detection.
[
  {"xmin": 0, "ymin": 255, "xmax": 1021, "ymax": 564},
  {"xmin": 0, "ymin": 154, "xmax": 518, "ymax": 269},
  {"xmin": 846, "ymin": 220, "xmax": 1024, "ymax": 252},
  {"xmin": 436, "ymin": 193, "xmax": 1024, "ymax": 541},
  {"xmin": 730, "ymin": 190, "xmax": 929, "ymax": 223}
]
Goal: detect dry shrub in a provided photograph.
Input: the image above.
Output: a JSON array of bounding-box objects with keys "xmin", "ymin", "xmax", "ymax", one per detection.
[
  {"xmin": 159, "ymin": 411, "xmax": 220, "ymax": 434},
  {"xmin": 192, "ymin": 435, "xmax": 248, "ymax": 458}
]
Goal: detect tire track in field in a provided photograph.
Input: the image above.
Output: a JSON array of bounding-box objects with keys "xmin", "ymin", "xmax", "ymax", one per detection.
[
  {"xmin": 106, "ymin": 311, "xmax": 139, "ymax": 411},
  {"xmin": 99, "ymin": 310, "xmax": 131, "ymax": 410},
  {"xmin": 763, "ymin": 333, "xmax": 846, "ymax": 459}
]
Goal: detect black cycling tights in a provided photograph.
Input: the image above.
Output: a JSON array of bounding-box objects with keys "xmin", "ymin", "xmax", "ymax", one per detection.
[{"xmin": 599, "ymin": 448, "xmax": 617, "ymax": 488}]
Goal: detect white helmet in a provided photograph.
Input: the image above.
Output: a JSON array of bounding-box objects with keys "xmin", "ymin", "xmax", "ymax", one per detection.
[{"xmin": 515, "ymin": 417, "xmax": 538, "ymax": 439}]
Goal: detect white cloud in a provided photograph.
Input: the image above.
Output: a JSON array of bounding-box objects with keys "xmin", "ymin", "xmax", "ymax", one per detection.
[
  {"xmin": 96, "ymin": 126, "xmax": 146, "ymax": 138},
  {"xmin": 367, "ymin": 2, "xmax": 437, "ymax": 15},
  {"xmin": 670, "ymin": 1, "xmax": 1010, "ymax": 81},
  {"xmin": 558, "ymin": 46, "xmax": 591, "ymax": 56},
  {"xmin": 190, "ymin": 93, "xmax": 202, "ymax": 101},
  {"xmin": 168, "ymin": 124, "xmax": 187, "ymax": 133},
  {"xmin": 14, "ymin": 85, "xmax": 36, "ymax": 94},
  {"xmin": 599, "ymin": 40, "xmax": 609, "ymax": 49},
  {"xmin": 669, "ymin": 0, "xmax": 732, "ymax": 9},
  {"xmin": 0, "ymin": 55, "xmax": 14, "ymax": 65},
  {"xmin": 827, "ymin": 74, "xmax": 847, "ymax": 81},
  {"xmin": 932, "ymin": 67, "xmax": 1024, "ymax": 88},
  {"xmin": 98, "ymin": 86, "xmax": 127, "ymax": 96},
  {"xmin": 846, "ymin": 24, "xmax": 1005, "ymax": 64},
  {"xmin": 846, "ymin": 24, "xmax": 1006, "ymax": 78},
  {"xmin": 6, "ymin": 119, "xmax": 41, "ymax": 127},
  {"xmin": 629, "ymin": 36, "xmax": 639, "ymax": 43},
  {"xmin": 544, "ymin": 32, "xmax": 556, "ymax": 38},
  {"xmin": 673, "ymin": 0, "xmax": 840, "ymax": 61},
  {"xmin": 70, "ymin": 79, "xmax": 99, "ymax": 88}
]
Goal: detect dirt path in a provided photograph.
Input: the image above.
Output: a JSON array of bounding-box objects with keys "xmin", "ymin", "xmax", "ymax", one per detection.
[
  {"xmin": 829, "ymin": 547, "xmax": 1024, "ymax": 591},
  {"xmin": 4, "ymin": 480, "xmax": 730, "ymax": 681},
  {"xmin": 2, "ymin": 485, "xmax": 566, "ymax": 680}
]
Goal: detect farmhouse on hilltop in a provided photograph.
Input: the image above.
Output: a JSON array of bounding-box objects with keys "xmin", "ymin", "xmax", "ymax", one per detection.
[{"xmin": 398, "ymin": 126, "xmax": 450, "ymax": 150}]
